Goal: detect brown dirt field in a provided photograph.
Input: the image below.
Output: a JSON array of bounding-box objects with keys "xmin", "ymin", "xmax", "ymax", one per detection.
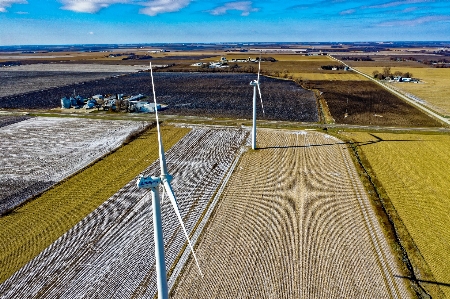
[
  {"xmin": 308, "ymin": 80, "xmax": 441, "ymax": 127},
  {"xmin": 172, "ymin": 129, "xmax": 410, "ymax": 299}
]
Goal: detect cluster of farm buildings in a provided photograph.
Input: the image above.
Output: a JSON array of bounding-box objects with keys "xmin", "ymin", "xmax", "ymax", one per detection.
[
  {"xmin": 60, "ymin": 93, "xmax": 162, "ymax": 113},
  {"xmin": 387, "ymin": 76, "xmax": 419, "ymax": 83},
  {"xmin": 191, "ymin": 56, "xmax": 266, "ymax": 68}
]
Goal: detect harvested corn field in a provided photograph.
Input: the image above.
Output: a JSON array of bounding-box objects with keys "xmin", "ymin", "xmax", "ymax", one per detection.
[
  {"xmin": 340, "ymin": 132, "xmax": 450, "ymax": 298},
  {"xmin": 173, "ymin": 129, "xmax": 410, "ymax": 298},
  {"xmin": 0, "ymin": 126, "xmax": 249, "ymax": 298},
  {"xmin": 0, "ymin": 117, "xmax": 148, "ymax": 214}
]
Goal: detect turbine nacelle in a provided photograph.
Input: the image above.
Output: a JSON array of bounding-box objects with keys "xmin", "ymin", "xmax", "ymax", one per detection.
[
  {"xmin": 137, "ymin": 175, "xmax": 161, "ymax": 189},
  {"xmin": 249, "ymin": 80, "xmax": 259, "ymax": 86}
]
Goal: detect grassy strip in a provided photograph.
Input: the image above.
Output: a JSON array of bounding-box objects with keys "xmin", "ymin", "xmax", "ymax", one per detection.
[
  {"xmin": 0, "ymin": 125, "xmax": 191, "ymax": 284},
  {"xmin": 332, "ymin": 130, "xmax": 445, "ymax": 299},
  {"xmin": 311, "ymin": 88, "xmax": 334, "ymax": 124}
]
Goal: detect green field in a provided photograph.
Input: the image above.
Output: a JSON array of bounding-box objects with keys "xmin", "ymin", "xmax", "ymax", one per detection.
[
  {"xmin": 0, "ymin": 126, "xmax": 190, "ymax": 283},
  {"xmin": 339, "ymin": 131, "xmax": 450, "ymax": 298}
]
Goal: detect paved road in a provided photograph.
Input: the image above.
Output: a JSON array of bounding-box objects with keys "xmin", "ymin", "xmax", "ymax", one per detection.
[{"xmin": 328, "ymin": 55, "xmax": 450, "ymax": 126}]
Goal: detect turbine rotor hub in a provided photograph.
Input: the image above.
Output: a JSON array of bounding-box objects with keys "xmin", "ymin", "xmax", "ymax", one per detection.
[{"xmin": 160, "ymin": 173, "xmax": 173, "ymax": 184}]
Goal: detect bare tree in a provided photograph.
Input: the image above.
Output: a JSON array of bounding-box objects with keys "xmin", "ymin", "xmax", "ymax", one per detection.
[{"xmin": 382, "ymin": 67, "xmax": 391, "ymax": 78}]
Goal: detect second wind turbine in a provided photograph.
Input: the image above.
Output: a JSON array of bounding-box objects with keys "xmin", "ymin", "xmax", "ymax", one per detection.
[{"xmin": 250, "ymin": 56, "xmax": 265, "ymax": 150}]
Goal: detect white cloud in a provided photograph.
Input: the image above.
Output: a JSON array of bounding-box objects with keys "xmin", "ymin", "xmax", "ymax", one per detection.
[
  {"xmin": 88, "ymin": 31, "xmax": 94, "ymax": 34},
  {"xmin": 60, "ymin": 0, "xmax": 129, "ymax": 13},
  {"xmin": 209, "ymin": 1, "xmax": 259, "ymax": 16},
  {"xmin": 379, "ymin": 15, "xmax": 450, "ymax": 26},
  {"xmin": 59, "ymin": 0, "xmax": 191, "ymax": 15},
  {"xmin": 0, "ymin": 0, "xmax": 27, "ymax": 13},
  {"xmin": 340, "ymin": 8, "xmax": 356, "ymax": 15},
  {"xmin": 139, "ymin": 0, "xmax": 191, "ymax": 16},
  {"xmin": 368, "ymin": 0, "xmax": 433, "ymax": 9}
]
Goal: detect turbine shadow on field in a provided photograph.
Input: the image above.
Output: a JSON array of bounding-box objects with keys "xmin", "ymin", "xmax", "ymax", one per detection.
[
  {"xmin": 258, "ymin": 133, "xmax": 428, "ymax": 151},
  {"xmin": 394, "ymin": 275, "xmax": 450, "ymax": 288},
  {"xmin": 355, "ymin": 133, "xmax": 428, "ymax": 147}
]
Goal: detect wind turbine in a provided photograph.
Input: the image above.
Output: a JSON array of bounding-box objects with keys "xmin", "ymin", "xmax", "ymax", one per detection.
[
  {"xmin": 136, "ymin": 63, "xmax": 202, "ymax": 299},
  {"xmin": 250, "ymin": 54, "xmax": 265, "ymax": 150}
]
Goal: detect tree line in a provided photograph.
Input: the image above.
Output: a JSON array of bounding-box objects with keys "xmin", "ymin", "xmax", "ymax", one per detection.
[{"xmin": 372, "ymin": 67, "xmax": 413, "ymax": 80}]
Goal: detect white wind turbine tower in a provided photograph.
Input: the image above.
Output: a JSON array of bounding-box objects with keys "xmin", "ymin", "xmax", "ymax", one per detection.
[
  {"xmin": 250, "ymin": 54, "xmax": 265, "ymax": 150},
  {"xmin": 136, "ymin": 63, "xmax": 202, "ymax": 299}
]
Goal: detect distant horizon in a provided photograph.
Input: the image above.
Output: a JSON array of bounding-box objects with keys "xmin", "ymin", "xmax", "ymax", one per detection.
[
  {"xmin": 2, "ymin": 0, "xmax": 450, "ymax": 45},
  {"xmin": 1, "ymin": 41, "xmax": 450, "ymax": 49}
]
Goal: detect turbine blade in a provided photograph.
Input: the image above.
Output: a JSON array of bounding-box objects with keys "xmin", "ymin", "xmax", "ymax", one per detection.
[
  {"xmin": 163, "ymin": 180, "xmax": 203, "ymax": 277},
  {"xmin": 150, "ymin": 62, "xmax": 168, "ymax": 176},
  {"xmin": 257, "ymin": 51, "xmax": 262, "ymax": 82},
  {"xmin": 257, "ymin": 83, "xmax": 265, "ymax": 117},
  {"xmin": 257, "ymin": 59, "xmax": 261, "ymax": 82},
  {"xmin": 161, "ymin": 185, "xmax": 166, "ymax": 205}
]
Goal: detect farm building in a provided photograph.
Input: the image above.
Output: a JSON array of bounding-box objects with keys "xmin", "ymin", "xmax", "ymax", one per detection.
[
  {"xmin": 60, "ymin": 95, "xmax": 85, "ymax": 109},
  {"xmin": 129, "ymin": 101, "xmax": 161, "ymax": 113},
  {"xmin": 191, "ymin": 62, "xmax": 206, "ymax": 67}
]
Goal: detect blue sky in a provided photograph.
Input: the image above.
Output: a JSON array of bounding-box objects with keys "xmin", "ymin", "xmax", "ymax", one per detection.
[{"xmin": 1, "ymin": 0, "xmax": 450, "ymax": 45}]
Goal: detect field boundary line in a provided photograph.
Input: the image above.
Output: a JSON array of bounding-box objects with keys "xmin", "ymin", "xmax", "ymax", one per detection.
[{"xmin": 167, "ymin": 139, "xmax": 250, "ymax": 291}]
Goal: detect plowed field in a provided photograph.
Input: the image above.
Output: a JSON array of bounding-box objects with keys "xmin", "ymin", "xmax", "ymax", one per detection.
[
  {"xmin": 173, "ymin": 130, "xmax": 410, "ymax": 298},
  {"xmin": 309, "ymin": 80, "xmax": 441, "ymax": 127},
  {"xmin": 0, "ymin": 72, "xmax": 318, "ymax": 123},
  {"xmin": 0, "ymin": 126, "xmax": 249, "ymax": 298}
]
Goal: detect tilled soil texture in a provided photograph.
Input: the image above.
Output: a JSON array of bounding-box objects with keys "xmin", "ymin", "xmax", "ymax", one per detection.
[
  {"xmin": 0, "ymin": 72, "xmax": 318, "ymax": 122},
  {"xmin": 310, "ymin": 80, "xmax": 441, "ymax": 127},
  {"xmin": 0, "ymin": 126, "xmax": 249, "ymax": 298},
  {"xmin": 172, "ymin": 130, "xmax": 410, "ymax": 298},
  {"xmin": 0, "ymin": 115, "xmax": 32, "ymax": 128}
]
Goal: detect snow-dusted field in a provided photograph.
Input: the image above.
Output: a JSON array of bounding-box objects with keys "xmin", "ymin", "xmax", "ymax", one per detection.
[
  {"xmin": 0, "ymin": 115, "xmax": 31, "ymax": 128},
  {"xmin": 0, "ymin": 126, "xmax": 249, "ymax": 298},
  {"xmin": 0, "ymin": 117, "xmax": 148, "ymax": 214}
]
